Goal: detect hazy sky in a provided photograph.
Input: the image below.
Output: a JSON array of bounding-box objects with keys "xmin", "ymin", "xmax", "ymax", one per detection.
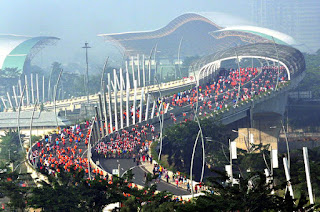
[{"xmin": 0, "ymin": 0, "xmax": 252, "ymax": 71}]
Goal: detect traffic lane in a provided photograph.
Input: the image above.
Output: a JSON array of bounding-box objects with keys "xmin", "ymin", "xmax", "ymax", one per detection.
[{"xmin": 99, "ymin": 158, "xmax": 189, "ymax": 195}]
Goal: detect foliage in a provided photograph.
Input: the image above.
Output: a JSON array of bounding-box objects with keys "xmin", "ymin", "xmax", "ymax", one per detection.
[
  {"xmin": 0, "ymin": 130, "xmax": 24, "ymax": 164},
  {"xmin": 159, "ymin": 118, "xmax": 232, "ymax": 180},
  {"xmin": 0, "ymin": 68, "xmax": 20, "ymax": 78},
  {"xmin": 179, "ymin": 170, "xmax": 319, "ymax": 212},
  {"xmin": 295, "ymin": 50, "xmax": 320, "ymax": 97},
  {"xmin": 0, "ymin": 164, "xmax": 29, "ymax": 211}
]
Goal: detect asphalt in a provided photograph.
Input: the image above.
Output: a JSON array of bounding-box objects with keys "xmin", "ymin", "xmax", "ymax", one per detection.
[{"xmin": 99, "ymin": 158, "xmax": 190, "ymax": 195}]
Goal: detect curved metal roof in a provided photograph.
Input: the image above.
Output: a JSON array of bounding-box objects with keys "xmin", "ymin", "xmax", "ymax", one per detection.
[
  {"xmin": 192, "ymin": 43, "xmax": 305, "ymax": 78},
  {"xmin": 98, "ymin": 13, "xmax": 294, "ymax": 57},
  {"xmin": 99, "ymin": 13, "xmax": 221, "ymax": 41},
  {"xmin": 0, "ymin": 35, "xmax": 59, "ymax": 73},
  {"xmin": 213, "ymin": 26, "xmax": 297, "ymax": 46}
]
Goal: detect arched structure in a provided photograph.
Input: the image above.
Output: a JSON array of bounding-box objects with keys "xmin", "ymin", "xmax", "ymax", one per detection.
[
  {"xmin": 98, "ymin": 13, "xmax": 295, "ymax": 58},
  {"xmin": 0, "ymin": 34, "xmax": 59, "ymax": 75},
  {"xmin": 210, "ymin": 26, "xmax": 297, "ymax": 46},
  {"xmin": 191, "ymin": 43, "xmax": 305, "ymax": 82}
]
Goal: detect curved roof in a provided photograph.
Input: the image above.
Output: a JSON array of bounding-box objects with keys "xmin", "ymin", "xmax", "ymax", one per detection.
[
  {"xmin": 212, "ymin": 26, "xmax": 297, "ymax": 46},
  {"xmin": 99, "ymin": 13, "xmax": 295, "ymax": 58},
  {"xmin": 0, "ymin": 34, "xmax": 59, "ymax": 74},
  {"xmin": 192, "ymin": 43, "xmax": 305, "ymax": 78},
  {"xmin": 99, "ymin": 13, "xmax": 221, "ymax": 41},
  {"xmin": 99, "ymin": 13, "xmax": 240, "ymax": 56}
]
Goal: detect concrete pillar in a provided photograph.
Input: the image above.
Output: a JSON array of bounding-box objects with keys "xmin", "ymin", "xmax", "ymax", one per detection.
[
  {"xmin": 126, "ymin": 61, "xmax": 130, "ymax": 89},
  {"xmin": 107, "ymin": 73, "xmax": 113, "ymax": 133},
  {"xmin": 1, "ymin": 97, "xmax": 7, "ymax": 110},
  {"xmin": 12, "ymin": 86, "xmax": 18, "ymax": 107},
  {"xmin": 36, "ymin": 74, "xmax": 39, "ymax": 103},
  {"xmin": 95, "ymin": 106, "xmax": 101, "ymax": 139},
  {"xmin": 102, "ymin": 81, "xmax": 109, "ymax": 135},
  {"xmin": 132, "ymin": 80, "xmax": 137, "ymax": 125},
  {"xmin": 148, "ymin": 59, "xmax": 151, "ymax": 86},
  {"xmin": 98, "ymin": 94, "xmax": 105, "ymax": 137},
  {"xmin": 142, "ymin": 54, "xmax": 146, "ymax": 87},
  {"xmin": 31, "ymin": 73, "xmax": 34, "ymax": 104},
  {"xmin": 25, "ymin": 75, "xmax": 30, "ymax": 106},
  {"xmin": 139, "ymin": 87, "xmax": 144, "ymax": 123},
  {"xmin": 7, "ymin": 92, "xmax": 13, "ymax": 109},
  {"xmin": 126, "ymin": 74, "xmax": 130, "ymax": 127},
  {"xmin": 145, "ymin": 94, "xmax": 150, "ymax": 121},
  {"xmin": 119, "ymin": 68, "xmax": 124, "ymax": 129},
  {"xmin": 137, "ymin": 54, "xmax": 141, "ymax": 87},
  {"xmin": 131, "ymin": 56, "xmax": 135, "ymax": 84},
  {"xmin": 151, "ymin": 101, "xmax": 156, "ymax": 119},
  {"xmin": 113, "ymin": 69, "xmax": 118, "ymax": 132},
  {"xmin": 18, "ymin": 79, "xmax": 23, "ymax": 106},
  {"xmin": 42, "ymin": 75, "xmax": 45, "ymax": 102}
]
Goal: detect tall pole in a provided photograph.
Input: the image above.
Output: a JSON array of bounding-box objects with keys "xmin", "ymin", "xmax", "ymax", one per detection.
[
  {"xmin": 17, "ymin": 85, "xmax": 26, "ymax": 151},
  {"xmin": 132, "ymin": 80, "xmax": 137, "ymax": 125},
  {"xmin": 120, "ymin": 68, "xmax": 124, "ymax": 129},
  {"xmin": 131, "ymin": 56, "xmax": 136, "ymax": 84},
  {"xmin": 113, "ymin": 69, "xmax": 118, "ymax": 131},
  {"xmin": 12, "ymin": 86, "xmax": 18, "ymax": 107},
  {"xmin": 31, "ymin": 73, "xmax": 34, "ymax": 104},
  {"xmin": 25, "ymin": 75, "xmax": 29, "ymax": 106},
  {"xmin": 54, "ymin": 69, "xmax": 63, "ymax": 129},
  {"xmin": 102, "ymin": 81, "xmax": 108, "ymax": 135},
  {"xmin": 100, "ymin": 56, "xmax": 109, "ymax": 92},
  {"xmin": 139, "ymin": 87, "xmax": 144, "ymax": 123},
  {"xmin": 42, "ymin": 75, "xmax": 45, "ymax": 102},
  {"xmin": 7, "ymin": 92, "xmax": 13, "ymax": 109},
  {"xmin": 126, "ymin": 72, "xmax": 130, "ymax": 127},
  {"xmin": 82, "ymin": 42, "xmax": 91, "ymax": 103},
  {"xmin": 281, "ymin": 120, "xmax": 290, "ymax": 169},
  {"xmin": 145, "ymin": 94, "xmax": 150, "ymax": 121},
  {"xmin": 107, "ymin": 73, "xmax": 113, "ymax": 133},
  {"xmin": 137, "ymin": 54, "xmax": 141, "ymax": 87},
  {"xmin": 98, "ymin": 94, "xmax": 105, "ymax": 137},
  {"xmin": 18, "ymin": 79, "xmax": 24, "ymax": 107},
  {"xmin": 142, "ymin": 54, "xmax": 146, "ymax": 87},
  {"xmin": 36, "ymin": 74, "xmax": 39, "ymax": 103},
  {"xmin": 48, "ymin": 67, "xmax": 53, "ymax": 102},
  {"xmin": 303, "ymin": 147, "xmax": 314, "ymax": 205},
  {"xmin": 190, "ymin": 130, "xmax": 201, "ymax": 198},
  {"xmin": 29, "ymin": 99, "xmax": 38, "ymax": 164}
]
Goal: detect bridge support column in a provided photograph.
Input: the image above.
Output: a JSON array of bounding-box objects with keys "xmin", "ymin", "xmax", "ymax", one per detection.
[
  {"xmin": 107, "ymin": 73, "xmax": 113, "ymax": 133},
  {"xmin": 120, "ymin": 68, "xmax": 124, "ymax": 129},
  {"xmin": 132, "ymin": 80, "xmax": 137, "ymax": 125}
]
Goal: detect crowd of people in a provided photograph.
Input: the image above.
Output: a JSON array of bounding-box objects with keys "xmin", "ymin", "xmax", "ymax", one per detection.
[
  {"xmin": 30, "ymin": 121, "xmax": 92, "ymax": 176},
  {"xmin": 94, "ymin": 123, "xmax": 155, "ymax": 160},
  {"xmin": 29, "ymin": 65, "xmax": 288, "ymax": 193}
]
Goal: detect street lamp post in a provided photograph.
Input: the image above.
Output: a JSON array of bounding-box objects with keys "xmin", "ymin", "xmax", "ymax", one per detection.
[{"xmin": 82, "ymin": 42, "xmax": 91, "ymax": 103}]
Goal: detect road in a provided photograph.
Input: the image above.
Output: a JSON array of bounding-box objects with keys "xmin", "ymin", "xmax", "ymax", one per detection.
[{"xmin": 98, "ymin": 158, "xmax": 190, "ymax": 195}]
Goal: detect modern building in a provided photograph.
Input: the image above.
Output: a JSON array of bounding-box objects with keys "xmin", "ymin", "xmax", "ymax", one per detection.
[
  {"xmin": 99, "ymin": 13, "xmax": 297, "ymax": 59},
  {"xmin": 0, "ymin": 34, "xmax": 59, "ymax": 75},
  {"xmin": 0, "ymin": 111, "xmax": 71, "ymax": 136},
  {"xmin": 251, "ymin": 0, "xmax": 320, "ymax": 53}
]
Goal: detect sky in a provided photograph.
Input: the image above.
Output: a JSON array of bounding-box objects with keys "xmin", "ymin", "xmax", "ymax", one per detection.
[{"xmin": 0, "ymin": 0, "xmax": 253, "ymax": 72}]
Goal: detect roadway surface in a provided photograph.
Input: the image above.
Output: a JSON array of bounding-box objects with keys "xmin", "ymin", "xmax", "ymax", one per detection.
[{"xmin": 98, "ymin": 158, "xmax": 190, "ymax": 195}]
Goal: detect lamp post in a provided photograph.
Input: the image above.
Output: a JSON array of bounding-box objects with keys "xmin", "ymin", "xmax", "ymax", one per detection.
[{"xmin": 82, "ymin": 42, "xmax": 91, "ymax": 103}]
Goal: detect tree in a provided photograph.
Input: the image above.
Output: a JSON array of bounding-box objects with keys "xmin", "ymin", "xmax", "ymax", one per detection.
[{"xmin": 0, "ymin": 164, "xmax": 29, "ymax": 211}]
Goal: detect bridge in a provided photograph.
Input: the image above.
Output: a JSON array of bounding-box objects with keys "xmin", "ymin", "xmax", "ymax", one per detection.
[{"xmin": 26, "ymin": 42, "xmax": 305, "ymax": 197}]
